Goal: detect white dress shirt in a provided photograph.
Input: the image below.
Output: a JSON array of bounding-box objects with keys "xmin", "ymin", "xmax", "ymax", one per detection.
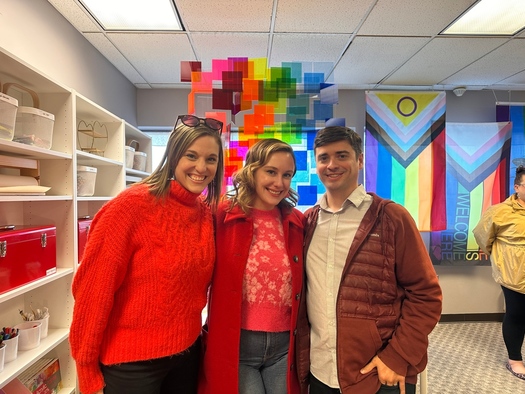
[{"xmin": 306, "ymin": 185, "xmax": 372, "ymax": 388}]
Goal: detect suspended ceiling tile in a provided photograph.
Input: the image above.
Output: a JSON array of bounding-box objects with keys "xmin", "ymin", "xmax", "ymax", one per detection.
[
  {"xmin": 274, "ymin": 0, "xmax": 372, "ymax": 33},
  {"xmin": 47, "ymin": 0, "xmax": 525, "ymax": 90},
  {"xmin": 384, "ymin": 37, "xmax": 508, "ymax": 86},
  {"xmin": 190, "ymin": 32, "xmax": 269, "ymax": 70},
  {"xmin": 106, "ymin": 33, "xmax": 195, "ymax": 84},
  {"xmin": 176, "ymin": 0, "xmax": 274, "ymax": 32},
  {"xmin": 83, "ymin": 33, "xmax": 147, "ymax": 84},
  {"xmin": 498, "ymin": 69, "xmax": 525, "ymax": 86},
  {"xmin": 47, "ymin": 0, "xmax": 102, "ymax": 32},
  {"xmin": 333, "ymin": 36, "xmax": 429, "ymax": 87},
  {"xmin": 270, "ymin": 34, "xmax": 350, "ymax": 68},
  {"xmin": 358, "ymin": 0, "xmax": 477, "ymax": 36},
  {"xmin": 442, "ymin": 39, "xmax": 525, "ymax": 86}
]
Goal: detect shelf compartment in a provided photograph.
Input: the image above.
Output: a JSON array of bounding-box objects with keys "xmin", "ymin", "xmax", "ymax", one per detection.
[
  {"xmin": 0, "ymin": 268, "xmax": 73, "ymax": 304},
  {"xmin": 0, "ymin": 328, "xmax": 69, "ymax": 387}
]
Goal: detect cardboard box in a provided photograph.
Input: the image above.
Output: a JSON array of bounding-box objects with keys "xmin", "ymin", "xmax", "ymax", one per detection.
[{"xmin": 0, "ymin": 225, "xmax": 57, "ymax": 295}]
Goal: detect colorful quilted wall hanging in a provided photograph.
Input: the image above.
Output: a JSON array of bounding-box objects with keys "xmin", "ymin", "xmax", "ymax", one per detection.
[
  {"xmin": 497, "ymin": 104, "xmax": 525, "ymax": 195},
  {"xmin": 182, "ymin": 57, "xmax": 340, "ymax": 209}
]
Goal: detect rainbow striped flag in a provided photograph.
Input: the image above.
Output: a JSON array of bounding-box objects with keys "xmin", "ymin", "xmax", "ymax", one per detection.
[
  {"xmin": 497, "ymin": 105, "xmax": 525, "ymax": 195},
  {"xmin": 365, "ymin": 91, "xmax": 446, "ymax": 231},
  {"xmin": 429, "ymin": 122, "xmax": 511, "ymax": 265}
]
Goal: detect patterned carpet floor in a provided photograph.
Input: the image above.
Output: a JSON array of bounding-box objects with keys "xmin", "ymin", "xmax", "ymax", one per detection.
[{"xmin": 423, "ymin": 322, "xmax": 525, "ymax": 393}]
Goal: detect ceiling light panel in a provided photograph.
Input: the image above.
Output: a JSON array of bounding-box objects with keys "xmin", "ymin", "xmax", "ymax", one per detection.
[
  {"xmin": 80, "ymin": 0, "xmax": 182, "ymax": 31},
  {"xmin": 442, "ymin": 0, "xmax": 525, "ymax": 36}
]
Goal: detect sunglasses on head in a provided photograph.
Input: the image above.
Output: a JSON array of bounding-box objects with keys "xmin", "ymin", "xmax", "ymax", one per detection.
[{"xmin": 176, "ymin": 115, "xmax": 223, "ymax": 134}]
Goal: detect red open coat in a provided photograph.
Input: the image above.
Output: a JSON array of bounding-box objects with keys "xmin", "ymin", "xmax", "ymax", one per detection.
[{"xmin": 199, "ymin": 201, "xmax": 305, "ymax": 394}]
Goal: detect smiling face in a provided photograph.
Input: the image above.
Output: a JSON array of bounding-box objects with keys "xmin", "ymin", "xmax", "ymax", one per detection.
[
  {"xmin": 252, "ymin": 151, "xmax": 295, "ymax": 211},
  {"xmin": 174, "ymin": 135, "xmax": 220, "ymax": 194},
  {"xmin": 514, "ymin": 172, "xmax": 525, "ymax": 205},
  {"xmin": 315, "ymin": 139, "xmax": 363, "ymax": 200}
]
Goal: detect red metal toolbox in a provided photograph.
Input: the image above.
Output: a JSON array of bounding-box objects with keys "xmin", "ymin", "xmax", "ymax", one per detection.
[
  {"xmin": 77, "ymin": 217, "xmax": 92, "ymax": 263},
  {"xmin": 0, "ymin": 224, "xmax": 57, "ymax": 295}
]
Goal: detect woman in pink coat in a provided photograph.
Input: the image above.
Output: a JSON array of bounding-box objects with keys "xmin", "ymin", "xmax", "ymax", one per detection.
[{"xmin": 199, "ymin": 138, "xmax": 305, "ymax": 394}]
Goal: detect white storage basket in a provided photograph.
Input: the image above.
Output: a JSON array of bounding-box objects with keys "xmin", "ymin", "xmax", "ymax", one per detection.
[
  {"xmin": 125, "ymin": 145, "xmax": 135, "ymax": 168},
  {"xmin": 133, "ymin": 151, "xmax": 147, "ymax": 172},
  {"xmin": 77, "ymin": 165, "xmax": 97, "ymax": 197},
  {"xmin": 0, "ymin": 92, "xmax": 18, "ymax": 141}
]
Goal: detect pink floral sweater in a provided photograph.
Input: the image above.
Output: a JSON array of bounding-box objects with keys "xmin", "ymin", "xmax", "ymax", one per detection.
[{"xmin": 241, "ymin": 207, "xmax": 292, "ymax": 332}]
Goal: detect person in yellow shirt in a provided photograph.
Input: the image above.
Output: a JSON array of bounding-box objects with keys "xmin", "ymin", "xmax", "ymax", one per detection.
[{"xmin": 473, "ymin": 165, "xmax": 525, "ymax": 380}]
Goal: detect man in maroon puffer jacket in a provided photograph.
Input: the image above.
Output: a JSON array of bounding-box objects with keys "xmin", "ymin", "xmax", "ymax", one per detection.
[{"xmin": 295, "ymin": 126, "xmax": 442, "ymax": 394}]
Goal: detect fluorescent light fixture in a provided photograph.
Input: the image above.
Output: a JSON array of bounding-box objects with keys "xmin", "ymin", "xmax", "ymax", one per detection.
[
  {"xmin": 441, "ymin": 0, "xmax": 525, "ymax": 36},
  {"xmin": 80, "ymin": 0, "xmax": 182, "ymax": 31},
  {"xmin": 496, "ymin": 101, "xmax": 525, "ymax": 106}
]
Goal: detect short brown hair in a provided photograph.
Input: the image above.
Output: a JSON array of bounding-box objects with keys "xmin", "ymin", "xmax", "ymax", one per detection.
[{"xmin": 314, "ymin": 126, "xmax": 362, "ymax": 158}]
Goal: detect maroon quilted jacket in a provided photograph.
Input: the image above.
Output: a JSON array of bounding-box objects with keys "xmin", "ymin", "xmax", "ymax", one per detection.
[{"xmin": 296, "ymin": 193, "xmax": 442, "ymax": 394}]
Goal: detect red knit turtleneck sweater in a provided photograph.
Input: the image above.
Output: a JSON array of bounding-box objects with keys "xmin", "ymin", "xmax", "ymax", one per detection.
[{"xmin": 70, "ymin": 181, "xmax": 214, "ymax": 394}]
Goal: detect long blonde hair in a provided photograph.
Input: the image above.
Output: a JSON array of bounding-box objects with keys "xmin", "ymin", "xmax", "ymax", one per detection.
[
  {"xmin": 227, "ymin": 138, "xmax": 298, "ymax": 214},
  {"xmin": 139, "ymin": 123, "xmax": 224, "ymax": 210}
]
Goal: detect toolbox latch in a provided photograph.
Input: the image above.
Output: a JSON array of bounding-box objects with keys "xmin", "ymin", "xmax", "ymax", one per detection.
[
  {"xmin": 41, "ymin": 233, "xmax": 47, "ymax": 248},
  {"xmin": 0, "ymin": 241, "xmax": 6, "ymax": 257}
]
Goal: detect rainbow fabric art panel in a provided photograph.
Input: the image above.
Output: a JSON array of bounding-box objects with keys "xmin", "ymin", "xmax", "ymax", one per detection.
[
  {"xmin": 182, "ymin": 58, "xmax": 340, "ymax": 209},
  {"xmin": 365, "ymin": 91, "xmax": 446, "ymax": 231},
  {"xmin": 429, "ymin": 122, "xmax": 511, "ymax": 266},
  {"xmin": 497, "ymin": 105, "xmax": 525, "ymax": 195}
]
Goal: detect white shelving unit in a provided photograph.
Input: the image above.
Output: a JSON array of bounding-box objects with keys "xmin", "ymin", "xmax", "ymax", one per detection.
[
  {"xmin": 125, "ymin": 122, "xmax": 152, "ymax": 186},
  {"xmin": 0, "ymin": 45, "xmax": 151, "ymax": 392}
]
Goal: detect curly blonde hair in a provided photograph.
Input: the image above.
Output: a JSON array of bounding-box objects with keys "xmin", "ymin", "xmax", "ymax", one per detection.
[{"xmin": 227, "ymin": 138, "xmax": 298, "ymax": 214}]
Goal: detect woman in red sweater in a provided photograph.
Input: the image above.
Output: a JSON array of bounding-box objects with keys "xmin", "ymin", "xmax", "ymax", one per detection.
[
  {"xmin": 70, "ymin": 115, "xmax": 224, "ymax": 394},
  {"xmin": 200, "ymin": 138, "xmax": 305, "ymax": 394}
]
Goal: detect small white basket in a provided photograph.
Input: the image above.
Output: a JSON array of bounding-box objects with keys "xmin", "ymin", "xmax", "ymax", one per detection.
[
  {"xmin": 77, "ymin": 165, "xmax": 97, "ymax": 197},
  {"xmin": 0, "ymin": 92, "xmax": 18, "ymax": 141},
  {"xmin": 14, "ymin": 321, "xmax": 42, "ymax": 351},
  {"xmin": 133, "ymin": 151, "xmax": 147, "ymax": 172},
  {"xmin": 125, "ymin": 145, "xmax": 135, "ymax": 168}
]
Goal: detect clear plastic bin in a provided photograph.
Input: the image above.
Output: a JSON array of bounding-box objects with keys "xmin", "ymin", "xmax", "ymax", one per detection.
[{"xmin": 14, "ymin": 106, "xmax": 54, "ymax": 149}]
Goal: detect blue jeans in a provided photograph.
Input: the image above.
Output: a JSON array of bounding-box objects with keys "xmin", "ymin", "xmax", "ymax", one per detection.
[{"xmin": 238, "ymin": 329, "xmax": 289, "ymax": 394}]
